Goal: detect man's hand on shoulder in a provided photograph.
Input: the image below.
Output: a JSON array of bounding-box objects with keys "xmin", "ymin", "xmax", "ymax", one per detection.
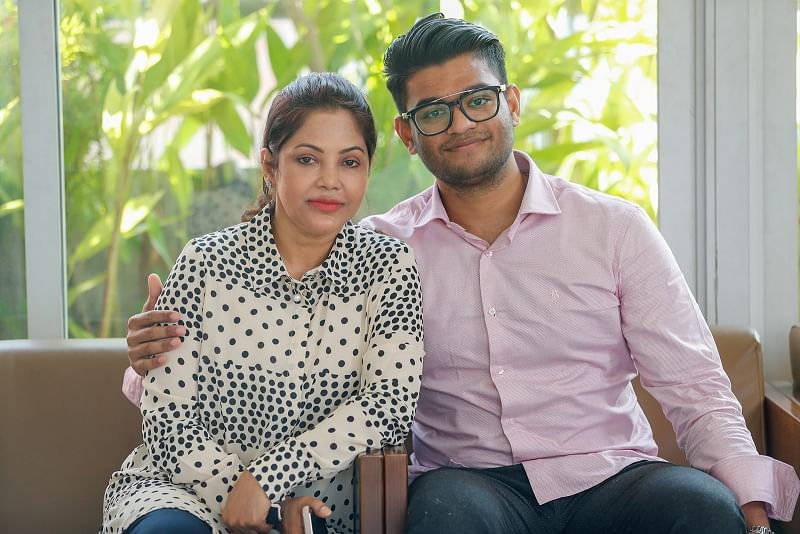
[{"xmin": 126, "ymin": 273, "xmax": 184, "ymax": 377}]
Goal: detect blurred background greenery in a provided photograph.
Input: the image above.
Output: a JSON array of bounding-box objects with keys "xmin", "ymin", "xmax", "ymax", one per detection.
[{"xmin": 0, "ymin": 0, "xmax": 657, "ymax": 338}]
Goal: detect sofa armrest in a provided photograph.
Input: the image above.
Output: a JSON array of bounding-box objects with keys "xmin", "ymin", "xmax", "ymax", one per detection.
[
  {"xmin": 765, "ymin": 381, "xmax": 800, "ymax": 533},
  {"xmin": 356, "ymin": 445, "xmax": 408, "ymax": 534}
]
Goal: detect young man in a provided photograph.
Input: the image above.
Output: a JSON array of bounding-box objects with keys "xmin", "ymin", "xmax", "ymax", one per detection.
[{"xmin": 126, "ymin": 13, "xmax": 798, "ymax": 534}]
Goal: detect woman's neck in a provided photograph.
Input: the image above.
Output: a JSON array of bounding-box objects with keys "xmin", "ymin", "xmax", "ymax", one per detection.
[{"xmin": 271, "ymin": 213, "xmax": 337, "ymax": 280}]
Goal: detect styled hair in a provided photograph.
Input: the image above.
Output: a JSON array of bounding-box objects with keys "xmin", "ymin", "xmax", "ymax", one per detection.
[
  {"xmin": 383, "ymin": 12, "xmax": 507, "ymax": 112},
  {"xmin": 242, "ymin": 72, "xmax": 377, "ymax": 221}
]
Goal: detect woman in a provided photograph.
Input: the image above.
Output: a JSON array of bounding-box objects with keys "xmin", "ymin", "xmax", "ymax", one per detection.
[{"xmin": 102, "ymin": 73, "xmax": 424, "ymax": 534}]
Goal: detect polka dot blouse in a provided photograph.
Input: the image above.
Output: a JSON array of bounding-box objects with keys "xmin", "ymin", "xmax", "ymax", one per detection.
[{"xmin": 102, "ymin": 207, "xmax": 424, "ymax": 533}]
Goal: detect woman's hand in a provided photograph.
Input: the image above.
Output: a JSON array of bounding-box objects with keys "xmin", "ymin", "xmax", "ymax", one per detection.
[
  {"xmin": 222, "ymin": 470, "xmax": 273, "ymax": 533},
  {"xmin": 280, "ymin": 496, "xmax": 331, "ymax": 534}
]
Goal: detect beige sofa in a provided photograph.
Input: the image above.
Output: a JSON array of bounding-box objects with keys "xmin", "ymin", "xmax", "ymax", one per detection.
[
  {"xmin": 0, "ymin": 338, "xmax": 138, "ymax": 533},
  {"xmin": 1, "ymin": 328, "xmax": 798, "ymax": 533}
]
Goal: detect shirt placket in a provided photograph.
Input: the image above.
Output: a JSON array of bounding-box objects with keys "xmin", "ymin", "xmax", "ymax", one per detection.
[{"xmin": 478, "ymin": 243, "xmax": 521, "ymax": 463}]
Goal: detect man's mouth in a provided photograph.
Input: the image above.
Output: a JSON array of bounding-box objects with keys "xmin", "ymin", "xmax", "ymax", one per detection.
[{"xmin": 444, "ymin": 136, "xmax": 485, "ymax": 151}]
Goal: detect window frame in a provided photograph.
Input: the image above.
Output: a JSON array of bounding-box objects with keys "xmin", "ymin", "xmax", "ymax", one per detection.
[{"xmin": 18, "ymin": 1, "xmax": 799, "ymax": 380}]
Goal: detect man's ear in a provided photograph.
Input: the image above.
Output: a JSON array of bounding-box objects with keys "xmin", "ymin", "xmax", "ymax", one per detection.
[
  {"xmin": 506, "ymin": 84, "xmax": 522, "ymax": 127},
  {"xmin": 394, "ymin": 116, "xmax": 418, "ymax": 155}
]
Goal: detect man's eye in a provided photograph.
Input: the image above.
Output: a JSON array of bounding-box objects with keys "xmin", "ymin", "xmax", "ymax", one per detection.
[
  {"xmin": 468, "ymin": 96, "xmax": 491, "ymax": 107},
  {"xmin": 420, "ymin": 107, "xmax": 447, "ymax": 120}
]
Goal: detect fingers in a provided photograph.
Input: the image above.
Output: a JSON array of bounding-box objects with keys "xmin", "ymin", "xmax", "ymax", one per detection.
[
  {"xmin": 307, "ymin": 499, "xmax": 331, "ymax": 519},
  {"xmin": 280, "ymin": 497, "xmax": 330, "ymax": 534},
  {"xmin": 142, "ymin": 273, "xmax": 164, "ymax": 313},
  {"xmin": 126, "ymin": 310, "xmax": 184, "ymax": 376},
  {"xmin": 130, "ymin": 353, "xmax": 167, "ymax": 377},
  {"xmin": 127, "ymin": 309, "xmax": 179, "ymax": 333}
]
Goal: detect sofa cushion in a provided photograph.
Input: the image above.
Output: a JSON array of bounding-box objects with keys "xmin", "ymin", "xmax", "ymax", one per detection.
[{"xmin": 0, "ymin": 338, "xmax": 141, "ymax": 534}]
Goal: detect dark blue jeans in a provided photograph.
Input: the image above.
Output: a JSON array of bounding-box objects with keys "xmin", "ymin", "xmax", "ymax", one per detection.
[
  {"xmin": 406, "ymin": 461, "xmax": 746, "ymax": 534},
  {"xmin": 124, "ymin": 509, "xmax": 211, "ymax": 534},
  {"xmin": 123, "ymin": 507, "xmax": 329, "ymax": 534}
]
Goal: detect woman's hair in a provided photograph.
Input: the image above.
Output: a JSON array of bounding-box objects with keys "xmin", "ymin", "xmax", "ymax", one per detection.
[
  {"xmin": 241, "ymin": 72, "xmax": 377, "ymax": 221},
  {"xmin": 383, "ymin": 13, "xmax": 507, "ymax": 113}
]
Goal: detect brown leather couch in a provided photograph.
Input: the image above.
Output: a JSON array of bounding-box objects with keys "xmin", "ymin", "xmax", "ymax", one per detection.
[
  {"xmin": 0, "ymin": 338, "xmax": 139, "ymax": 533},
  {"xmin": 356, "ymin": 326, "xmax": 800, "ymax": 534},
  {"xmin": 1, "ymin": 328, "xmax": 797, "ymax": 533}
]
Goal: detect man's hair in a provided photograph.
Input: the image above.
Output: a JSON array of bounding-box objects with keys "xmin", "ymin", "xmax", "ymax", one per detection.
[{"xmin": 383, "ymin": 13, "xmax": 507, "ymax": 112}]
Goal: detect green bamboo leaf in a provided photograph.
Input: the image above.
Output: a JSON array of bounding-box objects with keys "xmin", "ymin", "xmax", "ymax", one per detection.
[
  {"xmin": 0, "ymin": 198, "xmax": 23, "ymax": 218},
  {"xmin": 67, "ymin": 272, "xmax": 106, "ymax": 307},
  {"xmin": 69, "ymin": 213, "xmax": 114, "ymax": 269},
  {"xmin": 68, "ymin": 317, "xmax": 97, "ymax": 339},
  {"xmin": 162, "ymin": 146, "xmax": 193, "ymax": 215},
  {"xmin": 139, "ymin": 1, "xmax": 202, "ymax": 102},
  {"xmin": 0, "ymin": 97, "xmax": 20, "ymax": 142},
  {"xmin": 211, "ymin": 99, "xmax": 253, "ymax": 156},
  {"xmin": 146, "ymin": 215, "xmax": 174, "ymax": 268},
  {"xmin": 120, "ymin": 192, "xmax": 165, "ymax": 236},
  {"xmin": 68, "ymin": 192, "xmax": 164, "ymax": 269},
  {"xmin": 217, "ymin": 0, "xmax": 240, "ymax": 27},
  {"xmin": 171, "ymin": 115, "xmax": 204, "ymax": 151}
]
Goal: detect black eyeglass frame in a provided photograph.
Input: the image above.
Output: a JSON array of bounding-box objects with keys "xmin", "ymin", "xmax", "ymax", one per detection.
[{"xmin": 401, "ymin": 84, "xmax": 507, "ymax": 136}]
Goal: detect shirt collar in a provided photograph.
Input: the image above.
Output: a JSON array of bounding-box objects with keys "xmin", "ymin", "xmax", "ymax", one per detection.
[
  {"xmin": 412, "ymin": 150, "xmax": 561, "ymax": 229},
  {"xmin": 514, "ymin": 150, "xmax": 562, "ymax": 216}
]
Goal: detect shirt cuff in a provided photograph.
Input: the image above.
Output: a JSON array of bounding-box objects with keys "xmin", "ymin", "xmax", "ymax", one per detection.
[
  {"xmin": 122, "ymin": 366, "xmax": 144, "ymax": 406},
  {"xmin": 709, "ymin": 454, "xmax": 800, "ymax": 521}
]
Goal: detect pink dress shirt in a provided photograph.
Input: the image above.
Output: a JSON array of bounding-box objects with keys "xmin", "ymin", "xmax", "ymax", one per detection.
[
  {"xmin": 359, "ymin": 151, "xmax": 798, "ymax": 520},
  {"xmin": 125, "ymin": 150, "xmax": 799, "ymax": 519}
]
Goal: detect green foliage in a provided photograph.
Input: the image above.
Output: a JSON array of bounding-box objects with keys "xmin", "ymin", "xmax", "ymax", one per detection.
[{"xmin": 1, "ymin": 0, "xmax": 658, "ymax": 338}]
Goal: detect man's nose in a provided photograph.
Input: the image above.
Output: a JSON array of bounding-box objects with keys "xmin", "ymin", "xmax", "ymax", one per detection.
[{"xmin": 447, "ymin": 104, "xmax": 477, "ymax": 134}]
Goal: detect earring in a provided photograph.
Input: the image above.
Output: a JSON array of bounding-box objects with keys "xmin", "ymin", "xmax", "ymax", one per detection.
[{"xmin": 263, "ymin": 180, "xmax": 273, "ymax": 197}]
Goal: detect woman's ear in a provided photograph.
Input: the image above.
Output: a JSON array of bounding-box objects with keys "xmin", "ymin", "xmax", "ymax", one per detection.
[{"xmin": 260, "ymin": 147, "xmax": 273, "ymax": 177}]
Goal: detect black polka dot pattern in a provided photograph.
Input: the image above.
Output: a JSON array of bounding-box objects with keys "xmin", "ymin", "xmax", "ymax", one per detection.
[{"xmin": 102, "ymin": 208, "xmax": 424, "ymax": 533}]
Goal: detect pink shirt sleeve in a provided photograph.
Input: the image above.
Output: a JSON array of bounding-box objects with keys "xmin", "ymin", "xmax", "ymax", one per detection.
[
  {"xmin": 618, "ymin": 207, "xmax": 800, "ymax": 520},
  {"xmin": 122, "ymin": 366, "xmax": 144, "ymax": 406}
]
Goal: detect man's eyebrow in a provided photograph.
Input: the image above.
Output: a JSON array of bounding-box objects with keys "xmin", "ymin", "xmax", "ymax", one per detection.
[
  {"xmin": 293, "ymin": 143, "xmax": 366, "ymax": 154},
  {"xmin": 412, "ymin": 84, "xmax": 490, "ymax": 108}
]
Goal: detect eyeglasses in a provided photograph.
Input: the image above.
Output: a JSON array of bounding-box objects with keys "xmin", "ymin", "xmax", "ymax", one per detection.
[{"xmin": 401, "ymin": 84, "xmax": 507, "ymax": 136}]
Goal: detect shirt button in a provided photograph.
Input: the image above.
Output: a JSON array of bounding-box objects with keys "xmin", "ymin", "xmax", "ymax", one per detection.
[
  {"xmin": 484, "ymin": 250, "xmax": 493, "ymax": 257},
  {"xmin": 497, "ymin": 368, "xmax": 504, "ymax": 376},
  {"xmin": 488, "ymin": 307, "xmax": 496, "ymax": 316}
]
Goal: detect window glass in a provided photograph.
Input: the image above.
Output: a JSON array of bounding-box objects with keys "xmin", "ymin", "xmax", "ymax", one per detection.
[
  {"xmin": 0, "ymin": 0, "xmax": 26, "ymax": 339},
  {"xmin": 60, "ymin": 1, "xmax": 656, "ymax": 337}
]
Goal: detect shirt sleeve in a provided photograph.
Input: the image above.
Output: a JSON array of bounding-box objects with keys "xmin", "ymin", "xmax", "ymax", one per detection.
[
  {"xmin": 140, "ymin": 240, "xmax": 245, "ymax": 515},
  {"xmin": 616, "ymin": 206, "xmax": 800, "ymax": 520},
  {"xmin": 122, "ymin": 366, "xmax": 143, "ymax": 406},
  {"xmin": 247, "ymin": 244, "xmax": 424, "ymax": 503}
]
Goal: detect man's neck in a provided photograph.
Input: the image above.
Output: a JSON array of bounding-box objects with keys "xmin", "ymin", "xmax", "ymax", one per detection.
[{"xmin": 437, "ymin": 156, "xmax": 527, "ymax": 244}]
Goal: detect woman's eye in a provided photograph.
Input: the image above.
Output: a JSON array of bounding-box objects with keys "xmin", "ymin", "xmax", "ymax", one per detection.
[
  {"xmin": 343, "ymin": 158, "xmax": 360, "ymax": 167},
  {"xmin": 297, "ymin": 156, "xmax": 315, "ymax": 165}
]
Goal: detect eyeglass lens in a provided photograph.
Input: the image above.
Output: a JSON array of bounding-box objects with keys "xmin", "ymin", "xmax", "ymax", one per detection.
[{"xmin": 415, "ymin": 87, "xmax": 501, "ymax": 135}]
